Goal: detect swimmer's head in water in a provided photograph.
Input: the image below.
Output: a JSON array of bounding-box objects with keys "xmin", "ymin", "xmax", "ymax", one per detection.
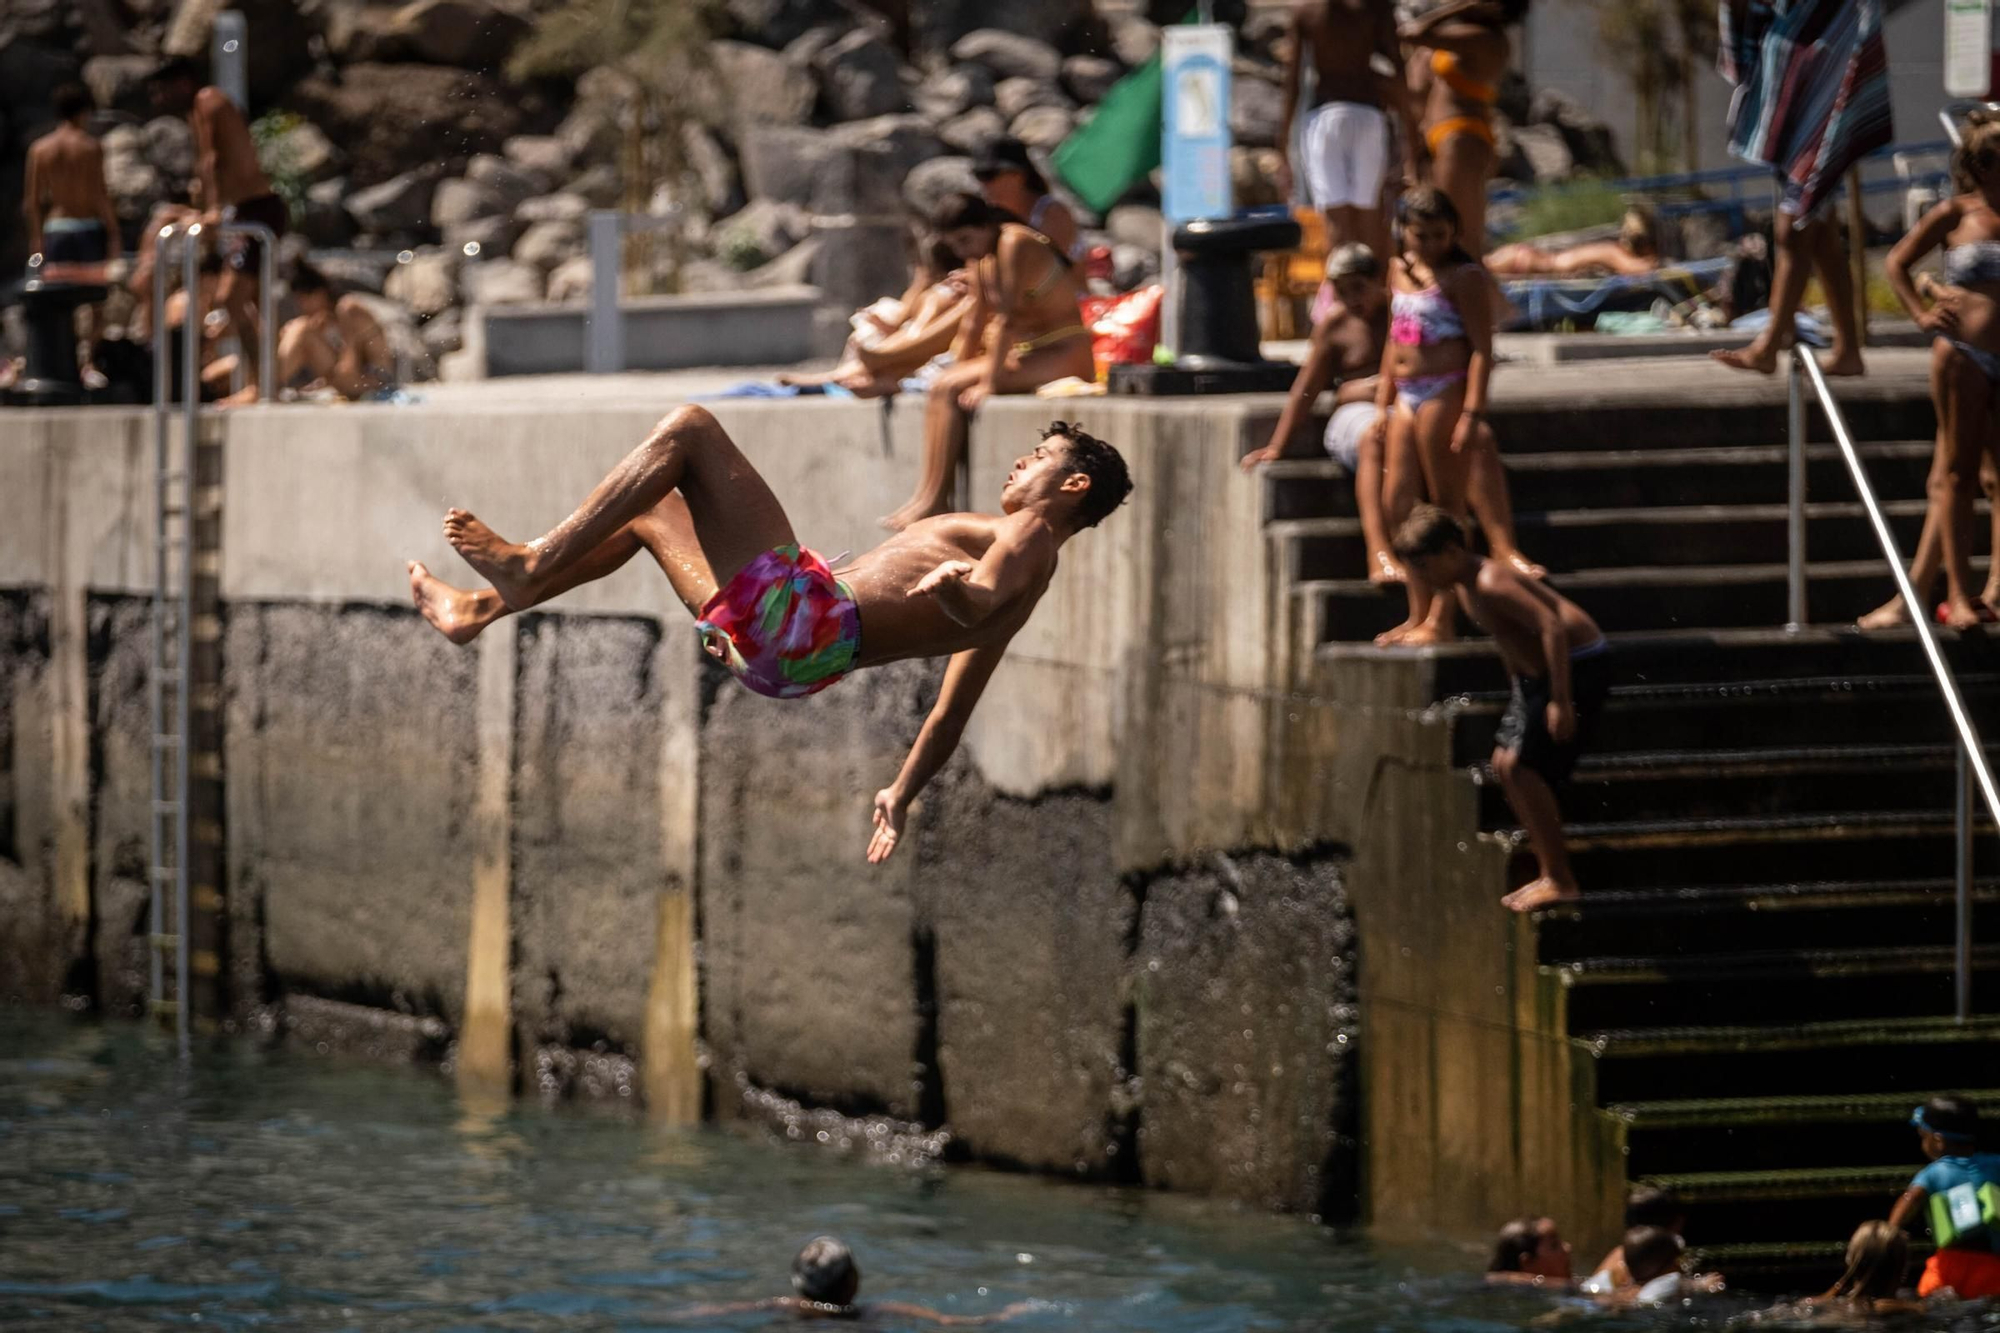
[
  {"xmin": 1394, "ymin": 505, "xmax": 1475, "ymax": 586},
  {"xmin": 1621, "ymin": 1226, "xmax": 1683, "ymax": 1286},
  {"xmin": 1830, "ymin": 1221, "xmax": 1909, "ymax": 1302},
  {"xmin": 791, "ymin": 1236, "xmax": 860, "ymax": 1307},
  {"xmin": 1394, "ymin": 188, "xmax": 1472, "ymax": 269},
  {"xmin": 1486, "ymin": 1216, "xmax": 1570, "ymax": 1280},
  {"xmin": 933, "ymin": 194, "xmax": 1005, "ymax": 262},
  {"xmin": 1001, "ymin": 422, "xmax": 1132, "ymax": 529}
]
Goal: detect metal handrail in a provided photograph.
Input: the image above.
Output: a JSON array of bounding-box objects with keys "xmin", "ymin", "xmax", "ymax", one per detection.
[
  {"xmin": 1941, "ymin": 101, "xmax": 2000, "ymax": 149},
  {"xmin": 1788, "ymin": 347, "xmax": 2000, "ymax": 1019}
]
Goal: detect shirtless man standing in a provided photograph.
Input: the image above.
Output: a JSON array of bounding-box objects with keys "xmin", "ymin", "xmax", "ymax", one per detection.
[
  {"xmin": 1276, "ymin": 0, "xmax": 1417, "ymax": 258},
  {"xmin": 24, "ymin": 83, "xmax": 120, "ymax": 268},
  {"xmin": 148, "ymin": 59, "xmax": 288, "ymax": 399},
  {"xmin": 407, "ymin": 408, "xmax": 1131, "ymax": 863},
  {"xmin": 884, "ymin": 193, "xmax": 1096, "ymax": 531},
  {"xmin": 1394, "ymin": 504, "xmax": 1609, "ymax": 913}
]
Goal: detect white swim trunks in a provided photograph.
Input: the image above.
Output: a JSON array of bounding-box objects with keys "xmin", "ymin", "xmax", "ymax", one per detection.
[
  {"xmin": 1301, "ymin": 102, "xmax": 1390, "ymax": 210},
  {"xmin": 1323, "ymin": 400, "xmax": 1379, "ymax": 472}
]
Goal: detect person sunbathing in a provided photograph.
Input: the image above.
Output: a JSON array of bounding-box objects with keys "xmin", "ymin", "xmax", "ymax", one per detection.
[
  {"xmin": 780, "ymin": 236, "xmax": 973, "ymax": 398},
  {"xmin": 1486, "ymin": 208, "xmax": 1663, "ymax": 279}
]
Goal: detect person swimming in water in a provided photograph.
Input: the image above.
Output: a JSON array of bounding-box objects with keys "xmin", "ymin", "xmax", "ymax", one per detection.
[
  {"xmin": 667, "ymin": 1236, "xmax": 1038, "ymax": 1324},
  {"xmin": 409, "ymin": 409, "xmax": 1130, "ymax": 864}
]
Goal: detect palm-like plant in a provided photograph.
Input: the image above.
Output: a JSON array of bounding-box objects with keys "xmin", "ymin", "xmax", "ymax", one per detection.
[{"xmin": 508, "ymin": 0, "xmax": 722, "ymax": 292}]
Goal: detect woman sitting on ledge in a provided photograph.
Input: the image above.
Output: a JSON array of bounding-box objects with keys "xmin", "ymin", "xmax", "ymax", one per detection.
[
  {"xmin": 780, "ymin": 234, "xmax": 973, "ymax": 399},
  {"xmin": 1485, "ymin": 207, "xmax": 1662, "ymax": 279}
]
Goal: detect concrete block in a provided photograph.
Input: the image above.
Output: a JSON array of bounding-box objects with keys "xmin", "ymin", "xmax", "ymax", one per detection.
[
  {"xmin": 509, "ymin": 614, "xmax": 669, "ymax": 1051},
  {"xmin": 224, "ymin": 604, "xmax": 481, "ymax": 1019},
  {"xmin": 1133, "ymin": 853, "xmax": 1357, "ymax": 1214},
  {"xmin": 917, "ymin": 776, "xmax": 1131, "ymax": 1175},
  {"xmin": 475, "ymin": 287, "xmax": 825, "ymax": 376},
  {"xmin": 698, "ymin": 662, "xmax": 935, "ymax": 1118}
]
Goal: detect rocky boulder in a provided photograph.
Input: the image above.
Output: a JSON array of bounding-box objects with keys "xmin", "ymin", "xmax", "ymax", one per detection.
[
  {"xmin": 994, "ymin": 77, "xmax": 1071, "ymax": 121},
  {"xmin": 1230, "ymin": 73, "xmax": 1283, "ymax": 149},
  {"xmin": 698, "ymin": 40, "xmax": 818, "ymax": 133},
  {"xmin": 565, "ymin": 163, "xmax": 622, "ymax": 208},
  {"xmin": 1010, "ymin": 106, "xmax": 1073, "ymax": 150},
  {"xmin": 949, "ymin": 30, "xmax": 1062, "ymax": 84},
  {"xmin": 1107, "ymin": 202, "xmax": 1166, "ymax": 251},
  {"xmin": 912, "ymin": 65, "xmax": 995, "ymax": 123},
  {"xmin": 465, "ymin": 153, "xmax": 544, "ymax": 208},
  {"xmin": 262, "ymin": 118, "xmax": 343, "ymax": 184},
  {"xmin": 517, "ymin": 191, "xmax": 590, "ymax": 224},
  {"xmin": 81, "ymin": 54, "xmax": 158, "ymax": 116},
  {"xmin": 939, "ymin": 106, "xmax": 1007, "ymax": 153},
  {"xmin": 1508, "ymin": 123, "xmax": 1575, "ymax": 184},
  {"xmin": 921, "ymin": 0, "xmax": 1092, "ymax": 61},
  {"xmin": 99, "ymin": 126, "xmax": 162, "ymax": 225},
  {"xmin": 1061, "ymin": 55, "xmax": 1122, "ymax": 105},
  {"xmin": 299, "ymin": 178, "xmax": 360, "ymax": 248},
  {"xmin": 379, "ymin": 0, "xmax": 530, "ymax": 70},
  {"xmin": 512, "ymin": 218, "xmax": 585, "ymax": 271},
  {"xmin": 443, "ymin": 212, "xmax": 524, "ymax": 260},
  {"xmin": 503, "ymin": 135, "xmax": 573, "ymax": 184},
  {"xmin": 383, "ymin": 247, "xmax": 460, "ymax": 318},
  {"xmin": 1108, "ymin": 13, "xmax": 1161, "ymax": 66},
  {"xmin": 143, "ymin": 115, "xmax": 195, "ymax": 185},
  {"xmin": 713, "ymin": 199, "xmax": 811, "ymax": 268},
  {"xmin": 814, "ymin": 27, "xmax": 908, "ymax": 121},
  {"xmin": 346, "ymin": 167, "xmax": 444, "ymax": 234},
  {"xmin": 286, "ymin": 64, "xmax": 552, "ymax": 190},
  {"xmin": 683, "ymin": 123, "xmax": 743, "ymax": 217},
  {"xmin": 723, "ymin": 0, "xmax": 862, "ymax": 51},
  {"xmin": 419, "ymin": 307, "xmax": 463, "ymax": 361},
  {"xmin": 459, "ymin": 257, "xmax": 543, "ymax": 306},
  {"xmin": 546, "ymin": 253, "xmax": 595, "ymax": 302},
  {"xmin": 902, "ymin": 155, "xmax": 980, "ymax": 218},
  {"xmin": 1530, "ymin": 88, "xmax": 1624, "ymax": 177}
]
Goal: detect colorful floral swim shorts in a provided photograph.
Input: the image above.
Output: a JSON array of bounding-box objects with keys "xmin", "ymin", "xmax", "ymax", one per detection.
[{"xmin": 696, "ymin": 544, "xmax": 861, "ymax": 699}]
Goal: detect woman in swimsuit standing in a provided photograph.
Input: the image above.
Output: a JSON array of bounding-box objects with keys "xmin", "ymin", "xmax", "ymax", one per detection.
[
  {"xmin": 1401, "ymin": 0, "xmax": 1528, "ymax": 257},
  {"xmin": 1869, "ymin": 116, "xmax": 2000, "ymax": 629},
  {"xmin": 885, "ymin": 193, "xmax": 1095, "ymax": 531},
  {"xmin": 1373, "ymin": 187, "xmax": 1496, "ymax": 645}
]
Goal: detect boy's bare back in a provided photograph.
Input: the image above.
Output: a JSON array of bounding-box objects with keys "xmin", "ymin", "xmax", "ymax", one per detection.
[{"xmin": 1463, "ymin": 558, "xmax": 1602, "ymax": 679}]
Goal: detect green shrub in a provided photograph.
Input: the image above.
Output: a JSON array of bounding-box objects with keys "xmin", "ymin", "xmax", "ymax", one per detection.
[
  {"xmin": 250, "ymin": 111, "xmax": 309, "ymax": 229},
  {"xmin": 1506, "ymin": 180, "xmax": 1631, "ymax": 242}
]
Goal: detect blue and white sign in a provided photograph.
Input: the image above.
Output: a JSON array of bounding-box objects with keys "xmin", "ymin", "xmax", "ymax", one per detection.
[{"xmin": 1162, "ymin": 25, "xmax": 1234, "ymax": 224}]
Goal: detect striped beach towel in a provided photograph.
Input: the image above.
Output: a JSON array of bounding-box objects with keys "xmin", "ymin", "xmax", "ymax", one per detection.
[{"xmin": 1719, "ymin": 0, "xmax": 1894, "ymax": 223}]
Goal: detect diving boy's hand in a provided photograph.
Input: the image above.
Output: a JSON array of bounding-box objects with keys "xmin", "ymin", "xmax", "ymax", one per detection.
[
  {"xmin": 1546, "ymin": 700, "xmax": 1576, "ymax": 743},
  {"xmin": 912, "ymin": 560, "xmax": 976, "ymax": 598},
  {"xmin": 867, "ymin": 787, "xmax": 906, "ymax": 864}
]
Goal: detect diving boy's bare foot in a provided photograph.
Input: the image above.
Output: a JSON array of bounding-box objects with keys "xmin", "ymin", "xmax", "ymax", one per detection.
[
  {"xmin": 1501, "ymin": 877, "xmax": 1580, "ymax": 913},
  {"xmin": 443, "ymin": 508, "xmax": 536, "ymax": 609},
  {"xmin": 408, "ymin": 561, "xmax": 489, "ymax": 645},
  {"xmin": 1368, "ymin": 550, "xmax": 1407, "ymax": 585},
  {"xmin": 1856, "ymin": 596, "xmax": 1914, "ymax": 630},
  {"xmin": 1500, "ymin": 549, "xmax": 1546, "ymax": 580},
  {"xmin": 1710, "ymin": 344, "xmax": 1778, "ymax": 375}
]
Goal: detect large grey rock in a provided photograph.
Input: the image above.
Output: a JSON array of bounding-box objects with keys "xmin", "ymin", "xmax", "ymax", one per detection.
[
  {"xmin": 1134, "ymin": 855, "xmax": 1357, "ymax": 1212},
  {"xmin": 512, "ymin": 218, "xmax": 584, "ymax": 271},
  {"xmin": 921, "ymin": 0, "xmax": 1091, "ymax": 61},
  {"xmin": 814, "ymin": 28, "xmax": 908, "ymax": 121},
  {"xmin": 1511, "ymin": 123, "xmax": 1575, "ymax": 184},
  {"xmin": 949, "ymin": 30, "xmax": 1061, "ymax": 83},
  {"xmin": 517, "ymin": 191, "xmax": 590, "ymax": 224},
  {"xmin": 311, "ymin": 251, "xmax": 393, "ymax": 295},
  {"xmin": 713, "ymin": 199, "xmax": 810, "ymax": 269},
  {"xmin": 1110, "ymin": 241, "xmax": 1158, "ymax": 290},
  {"xmin": 100, "ymin": 125, "xmax": 162, "ymax": 215},
  {"xmin": 939, "ymin": 106, "xmax": 1008, "ymax": 154},
  {"xmin": 82, "ymin": 54, "xmax": 158, "ymax": 116},
  {"xmin": 381, "ymin": 0, "xmax": 530, "ymax": 69},
  {"xmin": 443, "ymin": 212, "xmax": 524, "ymax": 260},
  {"xmin": 142, "ymin": 115, "xmax": 195, "ymax": 183},
  {"xmin": 459, "ymin": 257, "xmax": 543, "ymax": 306},
  {"xmin": 347, "ymin": 168, "xmax": 442, "ymax": 233},
  {"xmin": 431, "ymin": 177, "xmax": 507, "ymax": 228},
  {"xmin": 545, "ymin": 253, "xmax": 594, "ymax": 301},
  {"xmin": 1530, "ymin": 88, "xmax": 1622, "ymax": 176},
  {"xmin": 995, "ymin": 76, "xmax": 1071, "ymax": 121},
  {"xmin": 724, "ymin": 0, "xmax": 858, "ymax": 50},
  {"xmin": 503, "ymin": 135, "xmax": 574, "ymax": 183},
  {"xmin": 299, "ymin": 177, "xmax": 359, "ymax": 248},
  {"xmin": 1107, "ymin": 202, "xmax": 1166, "ymax": 251},
  {"xmin": 674, "ymin": 258, "xmax": 751, "ymax": 294},
  {"xmin": 743, "ymin": 236, "xmax": 820, "ymax": 289},
  {"xmin": 556, "ymin": 102, "xmax": 620, "ymax": 168},
  {"xmin": 683, "ymin": 123, "xmax": 743, "ymax": 217},
  {"xmin": 1061, "ymin": 54, "xmax": 1122, "ymax": 105},
  {"xmin": 465, "ymin": 153, "xmax": 545, "ymax": 208},
  {"xmin": 566, "ymin": 163, "xmax": 623, "ymax": 208},
  {"xmin": 285, "ymin": 63, "xmax": 537, "ymax": 191},
  {"xmin": 1108, "ymin": 13, "xmax": 1160, "ymax": 66},
  {"xmin": 419, "ymin": 306, "xmax": 463, "ymax": 360},
  {"xmin": 263, "ymin": 118, "xmax": 343, "ymax": 184},
  {"xmin": 1010, "ymin": 105, "xmax": 1074, "ymax": 150},
  {"xmin": 739, "ymin": 126, "xmax": 835, "ymax": 208},
  {"xmin": 902, "ymin": 155, "xmax": 980, "ymax": 218},
  {"xmin": 700, "ymin": 39, "xmax": 817, "ymax": 131},
  {"xmin": 913, "ymin": 65, "xmax": 995, "ymax": 123},
  {"xmin": 1230, "ymin": 73, "xmax": 1283, "ymax": 149},
  {"xmin": 382, "ymin": 247, "xmax": 460, "ymax": 317}
]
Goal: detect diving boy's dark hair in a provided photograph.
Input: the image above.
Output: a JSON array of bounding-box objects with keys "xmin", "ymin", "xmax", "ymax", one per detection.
[
  {"xmin": 1392, "ymin": 504, "xmax": 1467, "ymax": 562},
  {"xmin": 1395, "ymin": 185, "xmax": 1478, "ymax": 270},
  {"xmin": 1918, "ymin": 1095, "xmax": 1981, "ymax": 1144},
  {"xmin": 1487, "ymin": 1216, "xmax": 1542, "ymax": 1273},
  {"xmin": 288, "ymin": 258, "xmax": 332, "ymax": 296},
  {"xmin": 1042, "ymin": 421, "xmax": 1132, "ymax": 529},
  {"xmin": 1621, "ymin": 1226, "xmax": 1684, "ymax": 1285},
  {"xmin": 1624, "ymin": 1185, "xmax": 1685, "ymax": 1231},
  {"xmin": 791, "ymin": 1235, "xmax": 860, "ymax": 1307},
  {"xmin": 932, "ymin": 192, "xmax": 1002, "ymax": 234},
  {"xmin": 53, "ymin": 83, "xmax": 94, "ymax": 122}
]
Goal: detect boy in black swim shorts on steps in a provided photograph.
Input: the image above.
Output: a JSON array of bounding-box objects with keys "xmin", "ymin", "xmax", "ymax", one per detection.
[{"xmin": 1394, "ymin": 504, "xmax": 1611, "ymax": 913}]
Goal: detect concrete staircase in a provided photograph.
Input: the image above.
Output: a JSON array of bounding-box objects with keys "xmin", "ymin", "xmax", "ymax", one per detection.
[{"xmin": 1259, "ymin": 368, "xmax": 2000, "ymax": 1290}]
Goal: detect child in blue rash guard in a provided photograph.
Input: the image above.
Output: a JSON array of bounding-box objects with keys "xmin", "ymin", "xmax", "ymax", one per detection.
[{"xmin": 1889, "ymin": 1096, "xmax": 2000, "ymax": 1298}]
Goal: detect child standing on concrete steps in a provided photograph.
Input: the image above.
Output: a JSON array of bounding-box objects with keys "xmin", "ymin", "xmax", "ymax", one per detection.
[{"xmin": 1393, "ymin": 504, "xmax": 1609, "ymax": 913}]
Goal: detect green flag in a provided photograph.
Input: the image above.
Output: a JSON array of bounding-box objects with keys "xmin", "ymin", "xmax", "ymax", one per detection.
[{"xmin": 1051, "ymin": 52, "xmax": 1164, "ymax": 214}]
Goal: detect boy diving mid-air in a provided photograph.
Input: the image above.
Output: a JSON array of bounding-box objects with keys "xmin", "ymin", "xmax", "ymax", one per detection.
[{"xmin": 408, "ymin": 406, "xmax": 1131, "ymax": 865}]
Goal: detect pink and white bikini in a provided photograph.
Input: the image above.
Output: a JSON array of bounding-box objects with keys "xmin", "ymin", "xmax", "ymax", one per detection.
[{"xmin": 1389, "ymin": 280, "xmax": 1469, "ymax": 410}]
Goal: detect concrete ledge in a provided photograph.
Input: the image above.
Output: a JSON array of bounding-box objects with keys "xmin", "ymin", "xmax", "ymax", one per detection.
[{"xmin": 463, "ymin": 286, "xmax": 828, "ymax": 377}]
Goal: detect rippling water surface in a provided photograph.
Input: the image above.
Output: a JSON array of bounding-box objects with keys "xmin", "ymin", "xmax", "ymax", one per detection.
[{"xmin": 0, "ymin": 1010, "xmax": 1971, "ymax": 1333}]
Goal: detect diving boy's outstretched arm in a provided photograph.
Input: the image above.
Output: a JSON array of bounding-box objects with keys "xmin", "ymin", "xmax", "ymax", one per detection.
[{"xmin": 868, "ymin": 642, "xmax": 1009, "ymax": 864}]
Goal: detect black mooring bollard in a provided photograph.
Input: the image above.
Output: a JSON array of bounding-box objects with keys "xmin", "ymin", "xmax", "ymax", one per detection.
[
  {"xmin": 16, "ymin": 257, "xmax": 107, "ymax": 407},
  {"xmin": 1109, "ymin": 212, "xmax": 1302, "ymax": 395}
]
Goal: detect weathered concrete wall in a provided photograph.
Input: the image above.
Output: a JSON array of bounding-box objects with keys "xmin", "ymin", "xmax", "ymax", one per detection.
[{"xmin": 0, "ymin": 393, "xmax": 1361, "ymax": 1221}]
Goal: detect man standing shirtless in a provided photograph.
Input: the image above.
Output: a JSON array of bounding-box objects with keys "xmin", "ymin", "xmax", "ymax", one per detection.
[
  {"xmin": 407, "ymin": 408, "xmax": 1131, "ymax": 863},
  {"xmin": 24, "ymin": 83, "xmax": 120, "ymax": 268},
  {"xmin": 1276, "ymin": 0, "xmax": 1418, "ymax": 258},
  {"xmin": 1394, "ymin": 504, "xmax": 1609, "ymax": 913},
  {"xmin": 148, "ymin": 59, "xmax": 288, "ymax": 399}
]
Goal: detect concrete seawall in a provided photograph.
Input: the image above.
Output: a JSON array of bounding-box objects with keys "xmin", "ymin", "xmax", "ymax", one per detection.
[{"xmin": 0, "ymin": 392, "xmax": 1359, "ymax": 1214}]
